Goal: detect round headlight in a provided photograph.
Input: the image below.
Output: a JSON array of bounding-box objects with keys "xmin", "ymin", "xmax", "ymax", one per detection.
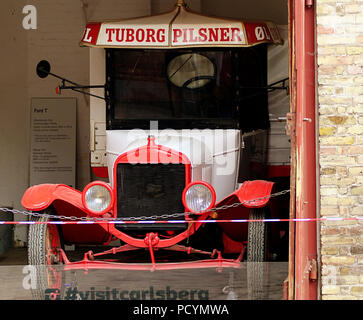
[
  {"xmin": 82, "ymin": 182, "xmax": 113, "ymax": 216},
  {"xmin": 182, "ymin": 181, "xmax": 216, "ymax": 213}
]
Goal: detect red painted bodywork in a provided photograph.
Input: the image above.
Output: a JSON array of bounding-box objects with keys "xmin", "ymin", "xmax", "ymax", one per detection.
[
  {"xmin": 22, "ymin": 184, "xmax": 80, "ymax": 212},
  {"xmin": 22, "ymin": 180, "xmax": 274, "ymax": 247},
  {"xmin": 267, "ymin": 165, "xmax": 291, "ymax": 179},
  {"xmin": 21, "ymin": 184, "xmax": 112, "ymax": 244},
  {"xmin": 233, "ymin": 180, "xmax": 274, "ymax": 208},
  {"xmin": 22, "ymin": 138, "xmax": 274, "ymax": 267},
  {"xmin": 111, "ymin": 136, "xmax": 191, "ymax": 220},
  {"xmin": 92, "ymin": 167, "xmax": 109, "ymax": 178},
  {"xmin": 216, "ymin": 180, "xmax": 274, "ymax": 242}
]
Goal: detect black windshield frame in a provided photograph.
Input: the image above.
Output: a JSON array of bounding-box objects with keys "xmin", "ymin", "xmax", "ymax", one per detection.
[{"xmin": 106, "ymin": 46, "xmax": 269, "ymax": 132}]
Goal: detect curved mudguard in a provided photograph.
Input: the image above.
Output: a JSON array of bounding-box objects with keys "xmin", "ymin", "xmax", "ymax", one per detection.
[
  {"xmin": 215, "ymin": 180, "xmax": 274, "ymax": 243},
  {"xmin": 21, "ymin": 184, "xmax": 111, "ymax": 245},
  {"xmin": 230, "ymin": 180, "xmax": 275, "ymax": 208},
  {"xmin": 22, "ymin": 184, "xmax": 82, "ymax": 211}
]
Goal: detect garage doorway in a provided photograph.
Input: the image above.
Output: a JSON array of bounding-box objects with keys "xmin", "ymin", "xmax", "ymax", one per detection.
[{"xmin": 0, "ymin": 0, "xmax": 318, "ymax": 301}]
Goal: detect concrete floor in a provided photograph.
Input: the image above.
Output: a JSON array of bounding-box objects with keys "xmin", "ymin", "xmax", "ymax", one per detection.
[
  {"xmin": 0, "ymin": 246, "xmax": 288, "ymax": 300},
  {"xmin": 0, "ymin": 247, "xmax": 27, "ymax": 265}
]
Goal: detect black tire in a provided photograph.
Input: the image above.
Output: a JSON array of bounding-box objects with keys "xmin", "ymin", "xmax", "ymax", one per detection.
[
  {"xmin": 28, "ymin": 209, "xmax": 65, "ymax": 300},
  {"xmin": 247, "ymin": 207, "xmax": 269, "ymax": 262},
  {"xmin": 246, "ymin": 207, "xmax": 270, "ymax": 300}
]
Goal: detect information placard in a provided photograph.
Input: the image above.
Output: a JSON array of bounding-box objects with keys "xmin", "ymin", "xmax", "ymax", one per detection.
[{"xmin": 29, "ymin": 98, "xmax": 76, "ymax": 188}]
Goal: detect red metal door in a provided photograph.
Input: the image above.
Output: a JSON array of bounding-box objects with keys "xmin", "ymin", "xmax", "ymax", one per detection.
[{"xmin": 288, "ymin": 0, "xmax": 318, "ymax": 300}]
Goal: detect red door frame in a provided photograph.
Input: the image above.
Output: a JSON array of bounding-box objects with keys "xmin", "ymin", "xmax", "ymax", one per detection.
[{"xmin": 288, "ymin": 0, "xmax": 318, "ymax": 300}]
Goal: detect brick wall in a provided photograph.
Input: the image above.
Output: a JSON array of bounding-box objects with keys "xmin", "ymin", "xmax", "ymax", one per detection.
[{"xmin": 317, "ymin": 0, "xmax": 363, "ymax": 300}]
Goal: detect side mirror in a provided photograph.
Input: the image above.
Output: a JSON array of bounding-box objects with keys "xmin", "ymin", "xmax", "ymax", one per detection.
[
  {"xmin": 35, "ymin": 60, "xmax": 106, "ymax": 101},
  {"xmin": 36, "ymin": 60, "xmax": 51, "ymax": 78}
]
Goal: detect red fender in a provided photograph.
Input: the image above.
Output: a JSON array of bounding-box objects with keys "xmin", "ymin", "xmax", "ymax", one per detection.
[
  {"xmin": 233, "ymin": 180, "xmax": 274, "ymax": 208},
  {"xmin": 22, "ymin": 184, "xmax": 82, "ymax": 211},
  {"xmin": 215, "ymin": 180, "xmax": 274, "ymax": 243},
  {"xmin": 21, "ymin": 184, "xmax": 112, "ymax": 245}
]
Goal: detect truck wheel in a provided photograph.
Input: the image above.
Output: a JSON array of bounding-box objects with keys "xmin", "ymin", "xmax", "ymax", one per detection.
[
  {"xmin": 28, "ymin": 209, "xmax": 65, "ymax": 300},
  {"xmin": 246, "ymin": 207, "xmax": 270, "ymax": 300}
]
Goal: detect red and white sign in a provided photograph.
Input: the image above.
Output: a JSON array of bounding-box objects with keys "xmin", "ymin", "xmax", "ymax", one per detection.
[
  {"xmin": 89, "ymin": 24, "xmax": 170, "ymax": 47},
  {"xmin": 171, "ymin": 25, "xmax": 246, "ymax": 46},
  {"xmin": 80, "ymin": 6, "xmax": 282, "ymax": 48}
]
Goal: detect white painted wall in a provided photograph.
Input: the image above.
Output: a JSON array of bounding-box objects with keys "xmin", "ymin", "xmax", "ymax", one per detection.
[
  {"xmin": 0, "ymin": 0, "xmax": 29, "ymax": 246},
  {"xmin": 0, "ymin": 0, "xmax": 150, "ymax": 246}
]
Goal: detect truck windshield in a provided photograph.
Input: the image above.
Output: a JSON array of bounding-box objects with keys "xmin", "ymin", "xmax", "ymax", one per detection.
[{"xmin": 106, "ymin": 47, "xmax": 269, "ymax": 131}]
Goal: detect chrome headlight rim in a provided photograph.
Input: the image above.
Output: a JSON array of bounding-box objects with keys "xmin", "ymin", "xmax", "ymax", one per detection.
[
  {"xmin": 82, "ymin": 181, "xmax": 114, "ymax": 216},
  {"xmin": 182, "ymin": 181, "xmax": 216, "ymax": 214}
]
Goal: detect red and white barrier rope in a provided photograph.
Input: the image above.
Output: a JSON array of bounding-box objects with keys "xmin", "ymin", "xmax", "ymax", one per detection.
[{"xmin": 0, "ymin": 217, "xmax": 362, "ymax": 225}]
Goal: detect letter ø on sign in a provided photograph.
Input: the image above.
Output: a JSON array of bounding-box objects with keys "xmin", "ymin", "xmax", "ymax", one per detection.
[{"xmin": 255, "ymin": 27, "xmax": 265, "ymax": 41}]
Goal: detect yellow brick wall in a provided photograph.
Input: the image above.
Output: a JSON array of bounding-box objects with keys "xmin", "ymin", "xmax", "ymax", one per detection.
[{"xmin": 317, "ymin": 0, "xmax": 363, "ymax": 300}]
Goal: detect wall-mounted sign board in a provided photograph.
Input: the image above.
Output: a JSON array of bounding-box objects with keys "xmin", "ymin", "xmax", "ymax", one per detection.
[{"xmin": 29, "ymin": 98, "xmax": 76, "ymax": 188}]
